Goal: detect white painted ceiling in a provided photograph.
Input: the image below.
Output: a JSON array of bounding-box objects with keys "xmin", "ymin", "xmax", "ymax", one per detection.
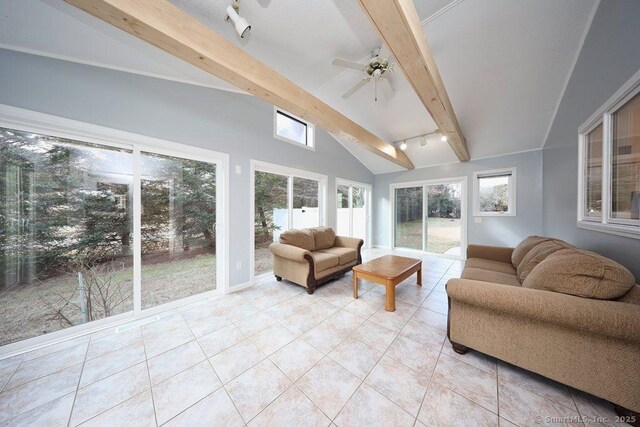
[{"xmin": 0, "ymin": 0, "xmax": 596, "ymax": 174}]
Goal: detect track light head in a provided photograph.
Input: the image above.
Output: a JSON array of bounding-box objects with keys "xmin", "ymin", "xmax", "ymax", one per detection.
[
  {"xmin": 399, "ymin": 141, "xmax": 407, "ymax": 151},
  {"xmin": 441, "ymin": 135, "xmax": 448, "ymax": 142},
  {"xmin": 226, "ymin": 4, "xmax": 251, "ymax": 38}
]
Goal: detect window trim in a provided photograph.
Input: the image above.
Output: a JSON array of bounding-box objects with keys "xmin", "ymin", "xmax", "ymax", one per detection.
[
  {"xmin": 472, "ymin": 167, "xmax": 517, "ymax": 217},
  {"xmin": 273, "ymin": 107, "xmax": 315, "ymax": 150},
  {"xmin": 577, "ymin": 68, "xmax": 640, "ymax": 239}
]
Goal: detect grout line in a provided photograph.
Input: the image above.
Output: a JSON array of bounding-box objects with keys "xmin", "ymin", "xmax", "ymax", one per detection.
[
  {"xmin": 140, "ymin": 326, "xmax": 159, "ymax": 427},
  {"xmin": 66, "ymin": 334, "xmax": 92, "ymax": 427}
]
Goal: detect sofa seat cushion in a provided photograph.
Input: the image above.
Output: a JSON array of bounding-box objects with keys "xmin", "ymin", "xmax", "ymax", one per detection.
[
  {"xmin": 461, "ymin": 267, "xmax": 521, "ymax": 287},
  {"xmin": 511, "ymin": 236, "xmax": 551, "ymax": 269},
  {"xmin": 310, "ymin": 251, "xmax": 340, "ymax": 272},
  {"xmin": 465, "ymin": 258, "xmax": 516, "ymax": 275},
  {"xmin": 280, "ymin": 229, "xmax": 316, "ymax": 251},
  {"xmin": 516, "ymin": 239, "xmax": 573, "ymax": 281},
  {"xmin": 523, "ymin": 249, "xmax": 635, "ymax": 300},
  {"xmin": 317, "ymin": 247, "xmax": 357, "ymax": 265},
  {"xmin": 312, "ymin": 227, "xmax": 336, "ymax": 250}
]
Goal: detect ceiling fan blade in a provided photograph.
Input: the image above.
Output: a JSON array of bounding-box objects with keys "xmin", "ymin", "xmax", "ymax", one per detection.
[
  {"xmin": 332, "ymin": 58, "xmax": 366, "ymax": 71},
  {"xmin": 377, "ymin": 43, "xmax": 391, "ymax": 60},
  {"xmin": 342, "ymin": 78, "xmax": 371, "ymax": 98},
  {"xmin": 378, "ymin": 77, "xmax": 394, "ymax": 100}
]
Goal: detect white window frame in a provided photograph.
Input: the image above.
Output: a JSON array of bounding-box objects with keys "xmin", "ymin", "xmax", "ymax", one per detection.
[
  {"xmin": 390, "ymin": 176, "xmax": 467, "ymax": 260},
  {"xmin": 577, "ymin": 68, "xmax": 640, "ymax": 240},
  {"xmin": 335, "ymin": 178, "xmax": 372, "ymax": 249},
  {"xmin": 249, "ymin": 160, "xmax": 327, "ymax": 284},
  {"xmin": 0, "ymin": 104, "xmax": 230, "ymax": 359},
  {"xmin": 273, "ymin": 107, "xmax": 315, "ymax": 150},
  {"xmin": 472, "ymin": 167, "xmax": 517, "ymax": 217}
]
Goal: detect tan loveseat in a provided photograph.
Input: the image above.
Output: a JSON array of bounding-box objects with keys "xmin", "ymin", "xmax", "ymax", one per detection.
[
  {"xmin": 446, "ymin": 236, "xmax": 640, "ymax": 416},
  {"xmin": 269, "ymin": 227, "xmax": 363, "ymax": 294}
]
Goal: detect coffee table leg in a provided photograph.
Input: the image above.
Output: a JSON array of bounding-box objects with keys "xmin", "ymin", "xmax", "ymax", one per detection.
[
  {"xmin": 353, "ymin": 273, "xmax": 358, "ymax": 299},
  {"xmin": 385, "ymin": 284, "xmax": 396, "ymax": 312},
  {"xmin": 417, "ymin": 267, "xmax": 422, "ymax": 286}
]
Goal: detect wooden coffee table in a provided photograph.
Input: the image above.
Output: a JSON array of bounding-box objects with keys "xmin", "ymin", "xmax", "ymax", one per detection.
[{"xmin": 352, "ymin": 255, "xmax": 422, "ymax": 312}]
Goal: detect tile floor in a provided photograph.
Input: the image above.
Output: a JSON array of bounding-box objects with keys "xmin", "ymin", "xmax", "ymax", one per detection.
[{"xmin": 0, "ymin": 249, "xmax": 630, "ymax": 426}]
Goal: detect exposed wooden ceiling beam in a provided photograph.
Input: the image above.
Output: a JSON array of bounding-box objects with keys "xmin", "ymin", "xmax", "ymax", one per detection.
[
  {"xmin": 63, "ymin": 0, "xmax": 414, "ymax": 170},
  {"xmin": 357, "ymin": 0, "xmax": 470, "ymax": 161}
]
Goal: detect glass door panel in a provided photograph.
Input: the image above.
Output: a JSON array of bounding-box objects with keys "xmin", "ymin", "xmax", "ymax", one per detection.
[
  {"xmin": 292, "ymin": 177, "xmax": 320, "ymax": 229},
  {"xmin": 426, "ymin": 183, "xmax": 462, "ymax": 255},
  {"xmin": 351, "ymin": 186, "xmax": 367, "ymax": 241},
  {"xmin": 140, "ymin": 152, "xmax": 217, "ymax": 309},
  {"xmin": 336, "ymin": 184, "xmax": 350, "ymax": 236},
  {"xmin": 254, "ymin": 171, "xmax": 288, "ymax": 276},
  {"xmin": 394, "ymin": 187, "xmax": 423, "ymax": 250},
  {"xmin": 0, "ymin": 127, "xmax": 133, "ymax": 346}
]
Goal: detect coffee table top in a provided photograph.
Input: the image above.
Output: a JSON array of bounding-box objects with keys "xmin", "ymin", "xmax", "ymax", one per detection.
[{"xmin": 352, "ymin": 255, "xmax": 421, "ymax": 280}]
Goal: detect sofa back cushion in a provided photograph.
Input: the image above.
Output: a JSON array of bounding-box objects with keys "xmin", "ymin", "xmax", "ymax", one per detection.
[
  {"xmin": 280, "ymin": 228, "xmax": 316, "ymax": 251},
  {"xmin": 516, "ymin": 239, "xmax": 573, "ymax": 281},
  {"xmin": 511, "ymin": 236, "xmax": 550, "ymax": 268},
  {"xmin": 312, "ymin": 227, "xmax": 336, "ymax": 250},
  {"xmin": 523, "ymin": 249, "xmax": 635, "ymax": 300},
  {"xmin": 617, "ymin": 284, "xmax": 640, "ymax": 305}
]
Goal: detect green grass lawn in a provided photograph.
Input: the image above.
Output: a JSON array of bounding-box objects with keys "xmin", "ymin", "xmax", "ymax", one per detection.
[{"xmin": 396, "ymin": 217, "xmax": 461, "ymax": 254}]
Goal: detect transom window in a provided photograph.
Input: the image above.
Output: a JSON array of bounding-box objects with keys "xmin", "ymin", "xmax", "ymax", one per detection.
[
  {"xmin": 578, "ymin": 71, "xmax": 640, "ymax": 238},
  {"xmin": 273, "ymin": 108, "xmax": 314, "ymax": 149},
  {"xmin": 473, "ymin": 168, "xmax": 517, "ymax": 216}
]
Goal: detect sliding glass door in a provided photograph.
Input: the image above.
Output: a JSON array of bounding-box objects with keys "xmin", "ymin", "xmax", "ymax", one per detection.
[
  {"xmin": 336, "ymin": 180, "xmax": 370, "ymax": 244},
  {"xmin": 393, "ymin": 178, "xmax": 466, "ymax": 257}
]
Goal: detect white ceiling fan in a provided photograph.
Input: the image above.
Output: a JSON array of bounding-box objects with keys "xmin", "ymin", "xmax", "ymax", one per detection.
[{"xmin": 332, "ymin": 45, "xmax": 395, "ymax": 101}]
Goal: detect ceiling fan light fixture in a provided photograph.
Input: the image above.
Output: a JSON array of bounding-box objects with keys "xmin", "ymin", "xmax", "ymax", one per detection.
[
  {"xmin": 399, "ymin": 141, "xmax": 407, "ymax": 151},
  {"xmin": 226, "ymin": 3, "xmax": 251, "ymax": 38}
]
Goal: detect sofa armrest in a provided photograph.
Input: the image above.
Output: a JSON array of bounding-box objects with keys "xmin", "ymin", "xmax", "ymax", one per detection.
[
  {"xmin": 466, "ymin": 244, "xmax": 514, "ymax": 264},
  {"xmin": 447, "ymin": 279, "xmax": 640, "ymax": 343},
  {"xmin": 334, "ymin": 236, "xmax": 364, "ymax": 250},
  {"xmin": 269, "ymin": 243, "xmax": 311, "ymax": 263}
]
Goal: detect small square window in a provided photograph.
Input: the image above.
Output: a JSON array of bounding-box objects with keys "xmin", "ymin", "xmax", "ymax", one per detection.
[
  {"xmin": 274, "ymin": 108, "xmax": 314, "ymax": 149},
  {"xmin": 473, "ymin": 168, "xmax": 516, "ymax": 216}
]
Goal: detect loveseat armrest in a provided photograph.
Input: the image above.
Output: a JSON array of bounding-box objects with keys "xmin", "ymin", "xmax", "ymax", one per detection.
[
  {"xmin": 447, "ymin": 279, "xmax": 640, "ymax": 343},
  {"xmin": 334, "ymin": 236, "xmax": 364, "ymax": 250},
  {"xmin": 466, "ymin": 244, "xmax": 514, "ymax": 264},
  {"xmin": 269, "ymin": 243, "xmax": 311, "ymax": 263}
]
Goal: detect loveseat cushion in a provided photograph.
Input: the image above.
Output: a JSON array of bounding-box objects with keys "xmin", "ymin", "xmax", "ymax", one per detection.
[
  {"xmin": 511, "ymin": 236, "xmax": 550, "ymax": 268},
  {"xmin": 280, "ymin": 229, "xmax": 315, "ymax": 251},
  {"xmin": 516, "ymin": 239, "xmax": 573, "ymax": 281},
  {"xmin": 309, "ymin": 251, "xmax": 339, "ymax": 272},
  {"xmin": 312, "ymin": 227, "xmax": 336, "ymax": 250},
  {"xmin": 465, "ymin": 258, "xmax": 516, "ymax": 275},
  {"xmin": 461, "ymin": 267, "xmax": 521, "ymax": 287},
  {"xmin": 523, "ymin": 249, "xmax": 635, "ymax": 300},
  {"xmin": 317, "ymin": 247, "xmax": 357, "ymax": 265}
]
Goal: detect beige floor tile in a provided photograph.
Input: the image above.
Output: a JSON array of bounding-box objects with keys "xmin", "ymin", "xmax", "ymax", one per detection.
[
  {"xmin": 570, "ymin": 388, "xmax": 619, "ymax": 424},
  {"xmin": 141, "ymin": 312, "xmax": 187, "ymax": 337},
  {"xmin": 264, "ymin": 297, "xmax": 316, "ymax": 322},
  {"xmin": 385, "ymin": 335, "xmax": 439, "ymax": 376},
  {"xmin": 0, "ymin": 354, "xmax": 24, "ymax": 372},
  {"xmin": 498, "ymin": 379, "xmax": 581, "ymax": 427},
  {"xmin": 233, "ymin": 312, "xmax": 278, "ymax": 337},
  {"xmin": 400, "ymin": 318, "xmax": 445, "ymax": 351},
  {"xmin": 328, "ymin": 339, "xmax": 382, "ymax": 380},
  {"xmin": 420, "ymin": 297, "xmax": 448, "ymax": 315},
  {"xmin": 280, "ymin": 302, "xmax": 339, "ymax": 335},
  {"xmin": 499, "ymin": 417, "xmax": 519, "ymax": 426},
  {"xmin": 411, "ymin": 307, "xmax": 448, "ymax": 331},
  {"xmin": 142, "ymin": 323, "xmax": 194, "ymax": 359},
  {"xmin": 269, "ymin": 339, "xmax": 323, "ymax": 381},
  {"xmin": 198, "ymin": 324, "xmax": 245, "ymax": 357},
  {"xmin": 71, "ymin": 363, "xmax": 149, "ymax": 426},
  {"xmin": 441, "ymin": 343, "xmax": 497, "ymax": 375},
  {"xmin": 251, "ymin": 323, "xmax": 298, "ymax": 356},
  {"xmin": 432, "ymin": 354, "xmax": 498, "ymax": 413},
  {"xmin": 0, "ymin": 366, "xmax": 16, "ymax": 392},
  {"xmin": 368, "ymin": 308, "xmax": 412, "ymax": 333},
  {"xmin": 248, "ymin": 386, "xmax": 330, "ymax": 427},
  {"xmin": 79, "ymin": 390, "xmax": 155, "ymax": 427},
  {"xmin": 342, "ymin": 299, "xmax": 378, "ymax": 318},
  {"xmin": 323, "ymin": 309, "xmax": 366, "ymax": 335},
  {"xmin": 209, "ymin": 340, "xmax": 265, "ymax": 384},
  {"xmin": 79, "ymin": 341, "xmax": 145, "ymax": 388},
  {"xmin": 418, "ymin": 383, "xmax": 498, "ymax": 426},
  {"xmin": 497, "ymin": 362, "xmax": 575, "ymax": 410},
  {"xmin": 225, "ymin": 359, "xmax": 292, "ymax": 422},
  {"xmin": 186, "ymin": 313, "xmax": 232, "ymax": 338},
  {"xmin": 302, "ymin": 321, "xmax": 347, "ymax": 355},
  {"xmin": 164, "ymin": 388, "xmax": 244, "ymax": 427},
  {"xmin": 0, "ymin": 364, "xmax": 81, "ymax": 423},
  {"xmin": 180, "ymin": 301, "xmax": 226, "ymax": 324},
  {"xmin": 22, "ymin": 335, "xmax": 90, "ymax": 362},
  {"xmin": 224, "ymin": 302, "xmax": 261, "ymax": 322},
  {"xmin": 0, "ymin": 392, "xmax": 75, "ymax": 427},
  {"xmin": 6, "ymin": 343, "xmax": 87, "ymax": 389},
  {"xmin": 351, "ymin": 321, "xmax": 398, "ymax": 353},
  {"xmin": 147, "ymin": 340, "xmax": 206, "ymax": 385},
  {"xmin": 297, "ymin": 358, "xmax": 360, "ymax": 419},
  {"xmin": 334, "ymin": 383, "xmax": 415, "ymax": 427},
  {"xmin": 152, "ymin": 360, "xmax": 221, "ymax": 425},
  {"xmin": 365, "ymin": 355, "xmax": 430, "ymax": 416},
  {"xmin": 87, "ymin": 328, "xmax": 143, "ymax": 360}
]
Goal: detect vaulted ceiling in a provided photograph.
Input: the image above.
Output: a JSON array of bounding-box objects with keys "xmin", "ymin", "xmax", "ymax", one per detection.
[{"xmin": 0, "ymin": 0, "xmax": 597, "ymax": 173}]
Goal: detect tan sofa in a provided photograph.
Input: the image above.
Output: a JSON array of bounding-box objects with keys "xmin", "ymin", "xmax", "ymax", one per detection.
[
  {"xmin": 446, "ymin": 236, "xmax": 640, "ymax": 416},
  {"xmin": 269, "ymin": 227, "xmax": 363, "ymax": 294}
]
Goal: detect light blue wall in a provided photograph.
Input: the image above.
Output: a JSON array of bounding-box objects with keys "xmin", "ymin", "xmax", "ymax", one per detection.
[
  {"xmin": 542, "ymin": 0, "xmax": 640, "ymax": 279},
  {"xmin": 373, "ymin": 150, "xmax": 543, "ymax": 250},
  {"xmin": 0, "ymin": 49, "xmax": 374, "ymax": 287}
]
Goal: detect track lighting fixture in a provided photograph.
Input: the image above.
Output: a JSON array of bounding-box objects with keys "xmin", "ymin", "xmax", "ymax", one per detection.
[
  {"xmin": 399, "ymin": 140, "xmax": 407, "ymax": 151},
  {"xmin": 226, "ymin": 1, "xmax": 251, "ymax": 38},
  {"xmin": 394, "ymin": 129, "xmax": 448, "ymax": 151}
]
